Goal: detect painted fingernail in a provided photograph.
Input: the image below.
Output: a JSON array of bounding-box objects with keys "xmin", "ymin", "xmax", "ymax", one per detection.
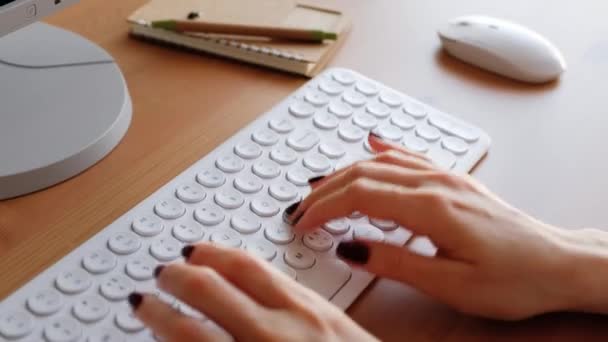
[
  {"xmin": 308, "ymin": 175, "xmax": 325, "ymax": 185},
  {"xmin": 128, "ymin": 292, "xmax": 143, "ymax": 311},
  {"xmin": 182, "ymin": 245, "xmax": 195, "ymax": 260},
  {"xmin": 369, "ymin": 131, "xmax": 382, "ymax": 140},
  {"xmin": 284, "ymin": 201, "xmax": 300, "ymax": 216},
  {"xmin": 153, "ymin": 265, "xmax": 165, "ymax": 278},
  {"xmin": 336, "ymin": 241, "xmax": 370, "ymax": 264}
]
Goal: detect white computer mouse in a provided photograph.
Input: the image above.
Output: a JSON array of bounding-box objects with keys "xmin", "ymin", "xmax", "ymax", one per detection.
[{"xmin": 438, "ymin": 15, "xmax": 566, "ymax": 83}]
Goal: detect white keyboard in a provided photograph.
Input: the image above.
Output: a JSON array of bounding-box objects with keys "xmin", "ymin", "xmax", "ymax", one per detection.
[{"xmin": 0, "ymin": 68, "xmax": 491, "ymax": 342}]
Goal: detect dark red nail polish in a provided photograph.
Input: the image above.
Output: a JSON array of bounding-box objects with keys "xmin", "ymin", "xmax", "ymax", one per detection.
[
  {"xmin": 284, "ymin": 201, "xmax": 300, "ymax": 216},
  {"xmin": 128, "ymin": 292, "xmax": 143, "ymax": 311},
  {"xmin": 336, "ymin": 241, "xmax": 370, "ymax": 264},
  {"xmin": 182, "ymin": 245, "xmax": 195, "ymax": 260},
  {"xmin": 308, "ymin": 175, "xmax": 325, "ymax": 184},
  {"xmin": 153, "ymin": 265, "xmax": 165, "ymax": 278}
]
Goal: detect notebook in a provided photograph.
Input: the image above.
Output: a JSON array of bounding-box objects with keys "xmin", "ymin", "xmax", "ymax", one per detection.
[{"xmin": 127, "ymin": 0, "xmax": 351, "ymax": 77}]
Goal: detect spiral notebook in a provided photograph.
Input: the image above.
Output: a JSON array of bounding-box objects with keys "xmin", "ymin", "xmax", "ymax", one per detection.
[{"xmin": 127, "ymin": 0, "xmax": 351, "ymax": 77}]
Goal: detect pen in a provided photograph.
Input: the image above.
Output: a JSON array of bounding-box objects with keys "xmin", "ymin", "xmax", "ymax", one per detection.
[{"xmin": 150, "ymin": 19, "xmax": 338, "ymax": 43}]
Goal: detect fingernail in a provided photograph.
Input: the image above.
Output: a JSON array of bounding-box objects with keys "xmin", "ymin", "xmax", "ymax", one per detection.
[
  {"xmin": 153, "ymin": 265, "xmax": 165, "ymax": 278},
  {"xmin": 182, "ymin": 245, "xmax": 195, "ymax": 260},
  {"xmin": 284, "ymin": 201, "xmax": 300, "ymax": 216},
  {"xmin": 128, "ymin": 292, "xmax": 143, "ymax": 311},
  {"xmin": 369, "ymin": 131, "xmax": 382, "ymax": 140},
  {"xmin": 308, "ymin": 175, "xmax": 325, "ymax": 185},
  {"xmin": 283, "ymin": 201, "xmax": 305, "ymax": 226},
  {"xmin": 336, "ymin": 241, "xmax": 370, "ymax": 264}
]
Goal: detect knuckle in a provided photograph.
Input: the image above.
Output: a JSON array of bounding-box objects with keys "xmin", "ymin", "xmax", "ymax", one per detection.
[
  {"xmin": 346, "ymin": 161, "xmax": 371, "ymax": 179},
  {"xmin": 376, "ymin": 149, "xmax": 402, "ymax": 162},
  {"xmin": 416, "ymin": 189, "xmax": 450, "ymax": 209},
  {"xmin": 346, "ymin": 178, "xmax": 370, "ymax": 198},
  {"xmin": 185, "ymin": 266, "xmax": 218, "ymax": 293}
]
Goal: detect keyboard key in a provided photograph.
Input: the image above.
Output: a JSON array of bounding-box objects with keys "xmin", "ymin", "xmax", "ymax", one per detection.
[
  {"xmin": 349, "ymin": 211, "xmax": 365, "ymax": 219},
  {"xmin": 196, "ymin": 168, "xmax": 226, "ymax": 188},
  {"xmin": 251, "ymin": 128, "xmax": 280, "ymax": 146},
  {"xmin": 284, "ymin": 245, "xmax": 316, "ymax": 269},
  {"xmin": 0, "ymin": 311, "xmax": 33, "ymax": 339},
  {"xmin": 150, "ymin": 237, "xmax": 182, "ymax": 261},
  {"xmin": 288, "ymin": 101, "xmax": 315, "ymax": 118},
  {"xmin": 210, "ymin": 230, "xmax": 242, "ymax": 248},
  {"xmin": 286, "ymin": 129, "xmax": 320, "ymax": 152},
  {"xmin": 115, "ymin": 312, "xmax": 145, "ymax": 333},
  {"xmin": 304, "ymin": 90, "xmax": 330, "ymax": 106},
  {"xmin": 88, "ymin": 329, "xmax": 124, "ymax": 342},
  {"xmin": 428, "ymin": 115, "xmax": 480, "ymax": 143},
  {"xmin": 297, "ymin": 259, "xmax": 351, "ymax": 300},
  {"xmin": 231, "ymin": 214, "xmax": 261, "ymax": 234},
  {"xmin": 214, "ymin": 189, "xmax": 245, "ymax": 209},
  {"xmin": 286, "ymin": 167, "xmax": 314, "ymax": 187},
  {"xmin": 391, "ymin": 113, "xmax": 416, "ymax": 130},
  {"xmin": 194, "ymin": 204, "xmax": 226, "ymax": 226},
  {"xmin": 402, "ymin": 135, "xmax": 429, "ymax": 153},
  {"xmin": 303, "ymin": 153, "xmax": 331, "ymax": 173},
  {"xmin": 328, "ymin": 101, "xmax": 353, "ymax": 118},
  {"xmin": 303, "ymin": 230, "xmax": 334, "ymax": 252},
  {"xmin": 353, "ymin": 112, "xmax": 378, "ymax": 130},
  {"xmin": 427, "ymin": 148, "xmax": 457, "ymax": 170},
  {"xmin": 269, "ymin": 182, "xmax": 299, "ymax": 202},
  {"xmin": 107, "ymin": 232, "xmax": 141, "ymax": 255},
  {"xmin": 379, "ymin": 91, "xmax": 403, "ymax": 107},
  {"xmin": 408, "ymin": 236, "xmax": 438, "ymax": 257},
  {"xmin": 275, "ymin": 263, "xmax": 297, "ymax": 280},
  {"xmin": 215, "ymin": 154, "xmax": 245, "ymax": 173},
  {"xmin": 72, "ymin": 295, "xmax": 109, "ymax": 323},
  {"xmin": 175, "ymin": 182, "xmax": 207, "ymax": 203},
  {"xmin": 268, "ymin": 118, "xmax": 295, "ymax": 133},
  {"xmin": 270, "ymin": 146, "xmax": 298, "ymax": 165},
  {"xmin": 415, "ymin": 124, "xmax": 442, "ymax": 142},
  {"xmin": 338, "ymin": 123, "xmax": 366, "ymax": 142},
  {"xmin": 44, "ymin": 316, "xmax": 81, "ymax": 342},
  {"xmin": 369, "ymin": 218, "xmax": 399, "ymax": 231},
  {"xmin": 323, "ymin": 218, "xmax": 351, "ymax": 235},
  {"xmin": 154, "ymin": 198, "xmax": 186, "ymax": 220},
  {"xmin": 125, "ymin": 257, "xmax": 156, "ymax": 281},
  {"xmin": 355, "ymin": 81, "xmax": 379, "ymax": 96},
  {"xmin": 27, "ymin": 289, "xmax": 63, "ymax": 316},
  {"xmin": 313, "ymin": 111, "xmax": 339, "ymax": 130},
  {"xmin": 100, "ymin": 275, "xmax": 134, "ymax": 301},
  {"xmin": 332, "ymin": 69, "xmax": 357, "ymax": 85},
  {"xmin": 366, "ymin": 101, "xmax": 391, "ymax": 118},
  {"xmin": 441, "ymin": 136, "xmax": 469, "ymax": 155},
  {"xmin": 55, "ymin": 269, "xmax": 92, "ymax": 295},
  {"xmin": 252, "ymin": 160, "xmax": 281, "ymax": 179},
  {"xmin": 319, "ymin": 142, "xmax": 345, "ymax": 159},
  {"xmin": 318, "ymin": 79, "xmax": 344, "ymax": 95},
  {"xmin": 233, "ymin": 175, "xmax": 263, "ymax": 194},
  {"xmin": 234, "ymin": 142, "xmax": 262, "ymax": 159},
  {"xmin": 375, "ymin": 124, "xmax": 404, "ymax": 141},
  {"xmin": 264, "ymin": 223, "xmax": 295, "ymax": 244},
  {"xmin": 250, "ymin": 197, "xmax": 280, "ymax": 217},
  {"xmin": 132, "ymin": 215, "xmax": 164, "ymax": 237},
  {"xmin": 82, "ymin": 249, "xmax": 117, "ymax": 274},
  {"xmin": 245, "ymin": 240, "xmax": 277, "ymax": 261},
  {"xmin": 403, "ymin": 102, "xmax": 428, "ymax": 119},
  {"xmin": 342, "ymin": 90, "xmax": 367, "ymax": 107},
  {"xmin": 353, "ymin": 224, "xmax": 384, "ymax": 242},
  {"xmin": 172, "ymin": 222, "xmax": 205, "ymax": 243}
]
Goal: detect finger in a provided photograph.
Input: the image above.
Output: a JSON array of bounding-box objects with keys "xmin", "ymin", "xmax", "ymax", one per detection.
[
  {"xmin": 130, "ymin": 293, "xmax": 216, "ymax": 342},
  {"xmin": 182, "ymin": 243, "xmax": 306, "ymax": 308},
  {"xmin": 155, "ymin": 263, "xmax": 263, "ymax": 341},
  {"xmin": 369, "ymin": 132, "xmax": 433, "ymax": 164}
]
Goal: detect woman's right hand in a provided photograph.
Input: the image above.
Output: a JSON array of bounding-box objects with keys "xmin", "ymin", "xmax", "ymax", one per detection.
[{"xmin": 289, "ymin": 134, "xmax": 608, "ymax": 320}]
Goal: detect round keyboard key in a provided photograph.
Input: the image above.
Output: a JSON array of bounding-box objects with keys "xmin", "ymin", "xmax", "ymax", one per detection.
[
  {"xmin": 348, "ymin": 211, "xmax": 365, "ymax": 219},
  {"xmin": 72, "ymin": 295, "xmax": 109, "ymax": 323},
  {"xmin": 428, "ymin": 115, "xmax": 480, "ymax": 143},
  {"xmin": 196, "ymin": 169, "xmax": 226, "ymax": 188},
  {"xmin": 115, "ymin": 312, "xmax": 145, "ymax": 333},
  {"xmin": 210, "ymin": 230, "xmax": 242, "ymax": 248},
  {"xmin": 108, "ymin": 231, "xmax": 141, "ymax": 255},
  {"xmin": 154, "ymin": 198, "xmax": 186, "ymax": 220},
  {"xmin": 251, "ymin": 128, "xmax": 280, "ymax": 146},
  {"xmin": 441, "ymin": 136, "xmax": 469, "ymax": 155},
  {"xmin": 402, "ymin": 135, "xmax": 429, "ymax": 153},
  {"xmin": 233, "ymin": 176, "xmax": 263, "ymax": 194},
  {"xmin": 27, "ymin": 289, "xmax": 63, "ymax": 316},
  {"xmin": 250, "ymin": 197, "xmax": 280, "ymax": 217},
  {"xmin": 245, "ymin": 240, "xmax": 277, "ymax": 261},
  {"xmin": 286, "ymin": 167, "xmax": 314, "ymax": 187},
  {"xmin": 323, "ymin": 218, "xmax": 351, "ymax": 235},
  {"xmin": 150, "ymin": 237, "xmax": 182, "ymax": 261},
  {"xmin": 284, "ymin": 245, "xmax": 316, "ymax": 269},
  {"xmin": 403, "ymin": 102, "xmax": 428, "ymax": 119},
  {"xmin": 304, "ymin": 90, "xmax": 330, "ymax": 106},
  {"xmin": 286, "ymin": 129, "xmax": 320, "ymax": 152},
  {"xmin": 415, "ymin": 124, "xmax": 441, "ymax": 142},
  {"xmin": 363, "ymin": 138, "xmax": 374, "ymax": 153},
  {"xmin": 264, "ymin": 224, "xmax": 295, "ymax": 244},
  {"xmin": 275, "ymin": 263, "xmax": 297, "ymax": 280},
  {"xmin": 427, "ymin": 148, "xmax": 457, "ymax": 170},
  {"xmin": 132, "ymin": 215, "xmax": 164, "ymax": 237},
  {"xmin": 0, "ymin": 311, "xmax": 33, "ymax": 339},
  {"xmin": 353, "ymin": 224, "xmax": 384, "ymax": 242},
  {"xmin": 100, "ymin": 275, "xmax": 134, "ymax": 301},
  {"xmin": 391, "ymin": 113, "xmax": 416, "ymax": 130},
  {"xmin": 252, "ymin": 160, "xmax": 281, "ymax": 179},
  {"xmin": 338, "ymin": 123, "xmax": 366, "ymax": 142},
  {"xmin": 332, "ymin": 69, "xmax": 356, "ymax": 85},
  {"xmin": 55, "ymin": 269, "xmax": 92, "ymax": 295},
  {"xmin": 342, "ymin": 90, "xmax": 366, "ymax": 107},
  {"xmin": 88, "ymin": 329, "xmax": 124, "ymax": 342},
  {"xmin": 375, "ymin": 124, "xmax": 404, "ymax": 141},
  {"xmin": 303, "ymin": 153, "xmax": 331, "ymax": 173},
  {"xmin": 303, "ymin": 230, "xmax": 334, "ymax": 252},
  {"xmin": 171, "ymin": 222, "xmax": 204, "ymax": 243},
  {"xmin": 328, "ymin": 101, "xmax": 353, "ymax": 118},
  {"xmin": 288, "ymin": 101, "xmax": 315, "ymax": 118},
  {"xmin": 234, "ymin": 142, "xmax": 262, "ymax": 160},
  {"xmin": 82, "ymin": 249, "xmax": 117, "ymax": 274},
  {"xmin": 194, "ymin": 203, "xmax": 225, "ymax": 226},
  {"xmin": 379, "ymin": 91, "xmax": 403, "ymax": 107},
  {"xmin": 366, "ymin": 101, "xmax": 391, "ymax": 118},
  {"xmin": 215, "ymin": 154, "xmax": 245, "ymax": 173},
  {"xmin": 175, "ymin": 182, "xmax": 207, "ymax": 203},
  {"xmin": 214, "ymin": 189, "xmax": 245, "ymax": 209},
  {"xmin": 269, "ymin": 182, "xmax": 299, "ymax": 202},
  {"xmin": 268, "ymin": 118, "xmax": 295, "ymax": 134},
  {"xmin": 125, "ymin": 257, "xmax": 156, "ymax": 281},
  {"xmin": 231, "ymin": 214, "xmax": 261, "ymax": 234},
  {"xmin": 270, "ymin": 146, "xmax": 298, "ymax": 165},
  {"xmin": 318, "ymin": 79, "xmax": 344, "ymax": 95},
  {"xmin": 355, "ymin": 81, "xmax": 379, "ymax": 96},
  {"xmin": 369, "ymin": 218, "xmax": 399, "ymax": 231},
  {"xmin": 353, "ymin": 112, "xmax": 378, "ymax": 130},
  {"xmin": 313, "ymin": 111, "xmax": 339, "ymax": 130},
  {"xmin": 44, "ymin": 317, "xmax": 81, "ymax": 342},
  {"xmin": 319, "ymin": 142, "xmax": 345, "ymax": 159}
]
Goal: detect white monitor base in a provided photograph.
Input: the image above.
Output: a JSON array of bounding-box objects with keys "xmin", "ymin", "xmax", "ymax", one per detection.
[{"xmin": 0, "ymin": 23, "xmax": 132, "ymax": 200}]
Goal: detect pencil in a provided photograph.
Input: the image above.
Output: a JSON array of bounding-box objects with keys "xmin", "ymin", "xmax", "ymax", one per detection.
[{"xmin": 150, "ymin": 20, "xmax": 338, "ymax": 43}]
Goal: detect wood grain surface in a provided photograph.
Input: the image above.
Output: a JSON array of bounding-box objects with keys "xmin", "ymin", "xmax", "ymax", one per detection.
[{"xmin": 1, "ymin": 0, "xmax": 607, "ymax": 340}]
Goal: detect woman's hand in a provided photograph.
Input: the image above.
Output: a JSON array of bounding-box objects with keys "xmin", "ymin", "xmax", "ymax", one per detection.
[
  {"xmin": 288, "ymin": 133, "xmax": 608, "ymax": 320},
  {"xmin": 128, "ymin": 243, "xmax": 377, "ymax": 342}
]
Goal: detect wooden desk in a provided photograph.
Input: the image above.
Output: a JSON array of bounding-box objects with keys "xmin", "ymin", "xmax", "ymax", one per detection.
[{"xmin": 1, "ymin": 0, "xmax": 607, "ymax": 340}]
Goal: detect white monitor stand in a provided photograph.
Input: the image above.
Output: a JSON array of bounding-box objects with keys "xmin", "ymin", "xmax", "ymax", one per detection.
[{"xmin": 0, "ymin": 22, "xmax": 132, "ymax": 200}]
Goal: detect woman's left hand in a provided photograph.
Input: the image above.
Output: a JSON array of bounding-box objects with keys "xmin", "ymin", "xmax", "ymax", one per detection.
[{"xmin": 128, "ymin": 243, "xmax": 377, "ymax": 342}]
